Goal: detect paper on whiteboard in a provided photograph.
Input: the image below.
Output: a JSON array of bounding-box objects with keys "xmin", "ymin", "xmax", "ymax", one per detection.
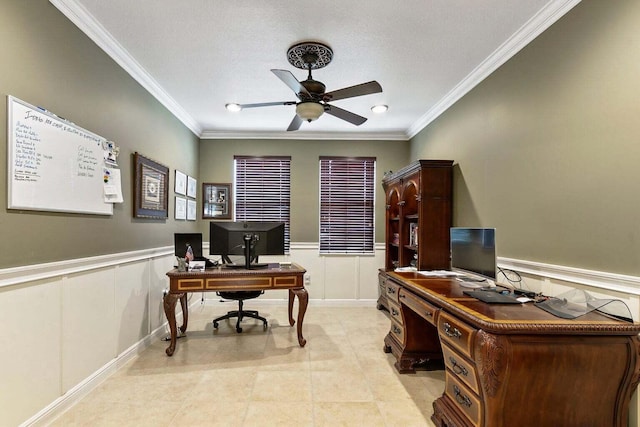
[{"xmin": 104, "ymin": 167, "xmax": 123, "ymax": 203}]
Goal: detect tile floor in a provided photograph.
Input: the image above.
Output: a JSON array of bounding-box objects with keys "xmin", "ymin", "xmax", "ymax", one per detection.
[{"xmin": 52, "ymin": 303, "xmax": 445, "ymax": 426}]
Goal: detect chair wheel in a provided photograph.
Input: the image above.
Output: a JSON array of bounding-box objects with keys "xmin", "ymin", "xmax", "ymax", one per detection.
[
  {"xmin": 213, "ymin": 321, "xmax": 218, "ymax": 328},
  {"xmin": 263, "ymin": 322, "xmax": 268, "ymax": 330},
  {"xmin": 236, "ymin": 327, "xmax": 243, "ymax": 333}
]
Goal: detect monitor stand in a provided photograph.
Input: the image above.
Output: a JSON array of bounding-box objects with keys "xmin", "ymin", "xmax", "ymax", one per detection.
[{"xmin": 223, "ymin": 235, "xmax": 269, "ymax": 270}]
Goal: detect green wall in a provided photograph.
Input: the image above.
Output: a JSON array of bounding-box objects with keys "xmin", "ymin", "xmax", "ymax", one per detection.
[
  {"xmin": 411, "ymin": 0, "xmax": 640, "ymax": 275},
  {"xmin": 198, "ymin": 139, "xmax": 409, "ymax": 243},
  {"xmin": 0, "ymin": 1, "xmax": 200, "ymax": 268}
]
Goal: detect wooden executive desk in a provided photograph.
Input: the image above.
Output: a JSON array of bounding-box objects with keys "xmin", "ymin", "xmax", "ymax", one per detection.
[
  {"xmin": 380, "ymin": 270, "xmax": 640, "ymax": 427},
  {"xmin": 164, "ymin": 263, "xmax": 307, "ymax": 356}
]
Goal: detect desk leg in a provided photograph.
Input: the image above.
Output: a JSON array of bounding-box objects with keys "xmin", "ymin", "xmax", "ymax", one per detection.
[
  {"xmin": 179, "ymin": 293, "xmax": 188, "ymax": 334},
  {"xmin": 163, "ymin": 292, "xmax": 186, "ymax": 356},
  {"xmin": 289, "ymin": 287, "xmax": 308, "ymax": 347}
]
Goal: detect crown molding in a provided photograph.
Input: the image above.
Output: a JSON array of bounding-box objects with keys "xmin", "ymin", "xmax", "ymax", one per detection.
[
  {"xmin": 200, "ymin": 129, "xmax": 409, "ymax": 141},
  {"xmin": 407, "ymin": 0, "xmax": 582, "ymax": 139},
  {"xmin": 49, "ymin": 0, "xmax": 202, "ymax": 136}
]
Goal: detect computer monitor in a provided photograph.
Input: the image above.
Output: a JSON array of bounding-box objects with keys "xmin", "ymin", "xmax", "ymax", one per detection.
[
  {"xmin": 450, "ymin": 227, "xmax": 497, "ymax": 281},
  {"xmin": 209, "ymin": 221, "xmax": 285, "ymax": 269},
  {"xmin": 174, "ymin": 233, "xmax": 203, "ymax": 259}
]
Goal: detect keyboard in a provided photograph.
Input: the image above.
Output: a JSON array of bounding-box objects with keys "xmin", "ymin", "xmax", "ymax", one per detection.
[{"xmin": 463, "ymin": 290, "xmax": 521, "ymax": 304}]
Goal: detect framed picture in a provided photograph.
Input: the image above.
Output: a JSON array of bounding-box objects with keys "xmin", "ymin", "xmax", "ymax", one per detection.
[
  {"xmin": 187, "ymin": 176, "xmax": 197, "ymax": 198},
  {"xmin": 175, "ymin": 170, "xmax": 187, "ymax": 195},
  {"xmin": 133, "ymin": 152, "xmax": 169, "ymax": 219},
  {"xmin": 187, "ymin": 199, "xmax": 197, "ymax": 221},
  {"xmin": 175, "ymin": 196, "xmax": 187, "ymax": 220},
  {"xmin": 202, "ymin": 182, "xmax": 232, "ymax": 219}
]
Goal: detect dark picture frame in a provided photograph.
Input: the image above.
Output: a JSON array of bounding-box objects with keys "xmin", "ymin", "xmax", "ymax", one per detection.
[
  {"xmin": 202, "ymin": 182, "xmax": 232, "ymax": 219},
  {"xmin": 133, "ymin": 152, "xmax": 169, "ymax": 219}
]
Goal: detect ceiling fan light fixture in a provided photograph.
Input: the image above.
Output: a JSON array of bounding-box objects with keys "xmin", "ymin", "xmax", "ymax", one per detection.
[
  {"xmin": 371, "ymin": 104, "xmax": 388, "ymax": 113},
  {"xmin": 296, "ymin": 102, "xmax": 324, "ymax": 122},
  {"xmin": 225, "ymin": 103, "xmax": 242, "ymax": 112}
]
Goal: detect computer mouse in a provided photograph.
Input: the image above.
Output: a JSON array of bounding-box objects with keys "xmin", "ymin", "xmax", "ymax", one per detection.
[{"xmin": 516, "ymin": 296, "xmax": 533, "ymax": 303}]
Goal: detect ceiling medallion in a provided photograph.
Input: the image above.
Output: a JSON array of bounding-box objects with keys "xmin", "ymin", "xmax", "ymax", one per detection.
[{"xmin": 286, "ymin": 41, "xmax": 333, "ymax": 70}]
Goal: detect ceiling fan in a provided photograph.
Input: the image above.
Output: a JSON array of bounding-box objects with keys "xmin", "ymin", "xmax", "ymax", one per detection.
[{"xmin": 229, "ymin": 42, "xmax": 383, "ymax": 131}]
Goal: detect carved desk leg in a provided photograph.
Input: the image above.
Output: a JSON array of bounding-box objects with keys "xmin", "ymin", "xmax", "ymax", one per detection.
[
  {"xmin": 289, "ymin": 287, "xmax": 308, "ymax": 347},
  {"xmin": 163, "ymin": 292, "xmax": 185, "ymax": 356},
  {"xmin": 179, "ymin": 292, "xmax": 188, "ymax": 335}
]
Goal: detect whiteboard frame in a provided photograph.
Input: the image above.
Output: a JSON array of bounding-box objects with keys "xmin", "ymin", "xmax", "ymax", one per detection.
[{"xmin": 7, "ymin": 95, "xmax": 113, "ymax": 215}]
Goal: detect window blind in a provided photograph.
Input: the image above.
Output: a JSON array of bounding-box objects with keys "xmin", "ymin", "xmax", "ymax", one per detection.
[
  {"xmin": 319, "ymin": 156, "xmax": 375, "ymax": 254},
  {"xmin": 234, "ymin": 156, "xmax": 291, "ymax": 252}
]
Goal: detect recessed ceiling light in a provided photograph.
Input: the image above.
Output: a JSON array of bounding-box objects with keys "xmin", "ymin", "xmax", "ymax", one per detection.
[
  {"xmin": 225, "ymin": 103, "xmax": 242, "ymax": 112},
  {"xmin": 371, "ymin": 104, "xmax": 388, "ymax": 113}
]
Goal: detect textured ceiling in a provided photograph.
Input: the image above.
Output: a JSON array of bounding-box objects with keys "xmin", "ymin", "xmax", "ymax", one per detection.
[{"xmin": 51, "ymin": 0, "xmax": 580, "ymax": 139}]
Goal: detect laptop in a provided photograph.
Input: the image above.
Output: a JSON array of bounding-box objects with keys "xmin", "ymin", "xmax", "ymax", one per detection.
[{"xmin": 463, "ymin": 290, "xmax": 521, "ymax": 304}]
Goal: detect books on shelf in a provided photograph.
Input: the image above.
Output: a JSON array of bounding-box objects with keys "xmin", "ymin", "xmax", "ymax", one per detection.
[
  {"xmin": 392, "ymin": 233, "xmax": 399, "ymax": 245},
  {"xmin": 409, "ymin": 223, "xmax": 418, "ymax": 247}
]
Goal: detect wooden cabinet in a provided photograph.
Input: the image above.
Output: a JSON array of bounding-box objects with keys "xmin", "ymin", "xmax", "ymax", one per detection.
[{"xmin": 382, "ymin": 160, "xmax": 453, "ymax": 271}]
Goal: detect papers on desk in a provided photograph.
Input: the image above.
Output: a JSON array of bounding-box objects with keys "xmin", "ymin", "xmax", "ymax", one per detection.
[
  {"xmin": 188, "ymin": 261, "xmax": 206, "ymax": 271},
  {"xmin": 394, "ymin": 266, "xmax": 417, "ymax": 272},
  {"xmin": 417, "ymin": 270, "xmax": 464, "ymax": 277}
]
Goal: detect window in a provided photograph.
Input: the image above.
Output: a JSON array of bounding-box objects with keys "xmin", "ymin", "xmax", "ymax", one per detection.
[
  {"xmin": 234, "ymin": 156, "xmax": 291, "ymax": 252},
  {"xmin": 319, "ymin": 156, "xmax": 376, "ymax": 254}
]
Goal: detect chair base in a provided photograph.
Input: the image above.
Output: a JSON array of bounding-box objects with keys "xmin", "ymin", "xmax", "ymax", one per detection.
[{"xmin": 213, "ymin": 302, "xmax": 268, "ymax": 333}]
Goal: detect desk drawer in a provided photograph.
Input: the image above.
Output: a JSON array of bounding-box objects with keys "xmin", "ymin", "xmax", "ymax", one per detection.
[
  {"xmin": 385, "ymin": 280, "xmax": 401, "ymax": 304},
  {"xmin": 388, "ymin": 300, "xmax": 402, "ymax": 324},
  {"xmin": 438, "ymin": 312, "xmax": 476, "ymax": 359},
  {"xmin": 398, "ymin": 288, "xmax": 438, "ymax": 325},
  {"xmin": 176, "ymin": 278, "xmax": 204, "ymax": 291},
  {"xmin": 389, "ymin": 318, "xmax": 405, "ymax": 344},
  {"xmin": 442, "ymin": 343, "xmax": 478, "ymax": 394},
  {"xmin": 445, "ymin": 372, "xmax": 481, "ymax": 426}
]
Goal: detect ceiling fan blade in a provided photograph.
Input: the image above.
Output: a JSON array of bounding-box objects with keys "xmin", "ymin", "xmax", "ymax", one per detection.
[
  {"xmin": 324, "ymin": 104, "xmax": 367, "ymax": 126},
  {"xmin": 271, "ymin": 69, "xmax": 311, "ymax": 99},
  {"xmin": 239, "ymin": 101, "xmax": 296, "ymax": 109},
  {"xmin": 323, "ymin": 81, "xmax": 382, "ymax": 102},
  {"xmin": 286, "ymin": 114, "xmax": 303, "ymax": 131}
]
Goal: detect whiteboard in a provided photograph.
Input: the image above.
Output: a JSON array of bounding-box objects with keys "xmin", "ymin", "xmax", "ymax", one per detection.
[{"xmin": 7, "ymin": 96, "xmax": 113, "ymax": 215}]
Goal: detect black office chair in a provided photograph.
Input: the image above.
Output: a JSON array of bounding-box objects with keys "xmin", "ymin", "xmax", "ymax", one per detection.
[{"xmin": 213, "ymin": 291, "xmax": 268, "ymax": 333}]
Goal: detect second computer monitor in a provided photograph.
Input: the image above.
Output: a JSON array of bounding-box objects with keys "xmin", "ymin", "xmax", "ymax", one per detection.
[
  {"xmin": 450, "ymin": 227, "xmax": 497, "ymax": 281},
  {"xmin": 174, "ymin": 233, "xmax": 203, "ymax": 258}
]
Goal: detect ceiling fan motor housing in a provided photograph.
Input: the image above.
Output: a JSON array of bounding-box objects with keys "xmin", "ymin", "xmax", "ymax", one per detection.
[{"xmin": 301, "ymin": 79, "xmax": 326, "ymax": 99}]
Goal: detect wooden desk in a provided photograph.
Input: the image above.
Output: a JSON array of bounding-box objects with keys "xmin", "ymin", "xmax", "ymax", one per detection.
[
  {"xmin": 380, "ymin": 270, "xmax": 640, "ymax": 427},
  {"xmin": 164, "ymin": 263, "xmax": 307, "ymax": 356}
]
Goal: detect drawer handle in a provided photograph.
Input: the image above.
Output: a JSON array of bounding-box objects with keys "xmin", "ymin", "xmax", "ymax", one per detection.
[
  {"xmin": 453, "ymin": 385, "xmax": 472, "ymax": 408},
  {"xmin": 424, "ymin": 310, "xmax": 433, "ymax": 318},
  {"xmin": 443, "ymin": 322, "xmax": 463, "ymax": 339},
  {"xmin": 391, "ymin": 308, "xmax": 400, "ymax": 316},
  {"xmin": 387, "ymin": 286, "xmax": 396, "ymax": 295},
  {"xmin": 392, "ymin": 325, "xmax": 402, "ymax": 335},
  {"xmin": 449, "ymin": 356, "xmax": 468, "ymax": 377}
]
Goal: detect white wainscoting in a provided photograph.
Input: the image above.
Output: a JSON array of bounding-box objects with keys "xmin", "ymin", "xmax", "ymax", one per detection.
[{"xmin": 2, "ymin": 246, "xmax": 639, "ymax": 426}]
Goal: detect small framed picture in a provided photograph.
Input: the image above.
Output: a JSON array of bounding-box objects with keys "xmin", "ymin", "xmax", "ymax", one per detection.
[
  {"xmin": 202, "ymin": 183, "xmax": 232, "ymax": 219},
  {"xmin": 133, "ymin": 152, "xmax": 169, "ymax": 219},
  {"xmin": 175, "ymin": 170, "xmax": 187, "ymax": 195},
  {"xmin": 187, "ymin": 176, "xmax": 197, "ymax": 198},
  {"xmin": 187, "ymin": 199, "xmax": 197, "ymax": 221},
  {"xmin": 175, "ymin": 196, "xmax": 187, "ymax": 220}
]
